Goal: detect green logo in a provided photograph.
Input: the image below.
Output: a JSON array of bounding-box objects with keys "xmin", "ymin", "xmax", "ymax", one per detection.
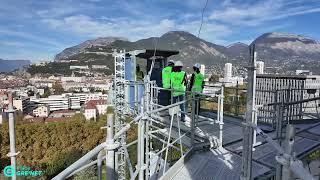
[
  {"xmin": 3, "ymin": 165, "xmax": 15, "ymax": 177},
  {"xmin": 2, "ymin": 165, "xmax": 43, "ymax": 177}
]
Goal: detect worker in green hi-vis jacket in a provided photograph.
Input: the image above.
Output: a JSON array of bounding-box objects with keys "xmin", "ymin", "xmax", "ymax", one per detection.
[
  {"xmin": 188, "ymin": 63, "xmax": 204, "ymax": 114},
  {"xmin": 171, "ymin": 60, "xmax": 187, "ymax": 122},
  {"xmin": 160, "ymin": 60, "xmax": 174, "ymax": 106}
]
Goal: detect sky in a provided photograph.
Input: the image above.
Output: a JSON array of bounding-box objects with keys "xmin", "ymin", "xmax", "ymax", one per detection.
[{"xmin": 0, "ymin": 0, "xmax": 320, "ymax": 61}]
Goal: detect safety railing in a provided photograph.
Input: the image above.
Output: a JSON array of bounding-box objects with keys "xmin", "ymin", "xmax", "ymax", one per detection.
[{"xmin": 52, "ymin": 79, "xmax": 224, "ymax": 180}]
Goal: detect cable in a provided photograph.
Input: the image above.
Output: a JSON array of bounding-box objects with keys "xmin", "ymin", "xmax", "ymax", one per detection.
[{"xmin": 198, "ymin": 0, "xmax": 209, "ymax": 38}]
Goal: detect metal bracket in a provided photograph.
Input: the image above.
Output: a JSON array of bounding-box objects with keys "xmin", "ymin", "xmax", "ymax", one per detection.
[
  {"xmin": 105, "ymin": 142, "xmax": 120, "ymax": 150},
  {"xmin": 7, "ymin": 151, "xmax": 20, "ymax": 157}
]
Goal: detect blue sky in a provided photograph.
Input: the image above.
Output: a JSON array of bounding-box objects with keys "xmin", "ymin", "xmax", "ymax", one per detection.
[{"xmin": 0, "ymin": 0, "xmax": 320, "ymax": 61}]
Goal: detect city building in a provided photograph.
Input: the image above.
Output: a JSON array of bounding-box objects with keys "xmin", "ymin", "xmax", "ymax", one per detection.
[
  {"xmin": 256, "ymin": 74, "xmax": 320, "ymax": 123},
  {"xmin": 61, "ymin": 76, "xmax": 85, "ymax": 83},
  {"xmin": 30, "ymin": 95, "xmax": 70, "ymax": 111},
  {"xmin": 224, "ymin": 63, "xmax": 232, "ymax": 79},
  {"xmin": 69, "ymin": 96, "xmax": 81, "ymax": 109},
  {"xmin": 84, "ymin": 102, "xmax": 97, "ymax": 120},
  {"xmin": 70, "ymin": 65, "xmax": 89, "ymax": 70},
  {"xmin": 219, "ymin": 63, "xmax": 244, "ymax": 87},
  {"xmin": 13, "ymin": 97, "xmax": 30, "ymax": 113},
  {"xmin": 200, "ymin": 64, "xmax": 205, "ymax": 75},
  {"xmin": 256, "ymin": 61, "xmax": 264, "ymax": 74},
  {"xmin": 49, "ymin": 109, "xmax": 76, "ymax": 118},
  {"xmin": 84, "ymin": 100, "xmax": 109, "ymax": 120},
  {"xmin": 92, "ymin": 65, "xmax": 108, "ymax": 69},
  {"xmin": 296, "ymin": 70, "xmax": 312, "ymax": 75},
  {"xmin": 33, "ymin": 105, "xmax": 50, "ymax": 117}
]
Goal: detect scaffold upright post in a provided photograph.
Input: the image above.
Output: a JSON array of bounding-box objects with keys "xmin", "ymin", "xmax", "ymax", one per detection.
[
  {"xmin": 241, "ymin": 44, "xmax": 257, "ymax": 180},
  {"xmin": 6, "ymin": 92, "xmax": 17, "ymax": 180},
  {"xmin": 106, "ymin": 113, "xmax": 116, "ymax": 180},
  {"xmin": 219, "ymin": 85, "xmax": 224, "ymax": 146},
  {"xmin": 282, "ymin": 124, "xmax": 295, "ymax": 180}
]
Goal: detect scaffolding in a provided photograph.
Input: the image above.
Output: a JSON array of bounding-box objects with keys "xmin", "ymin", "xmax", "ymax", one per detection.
[{"xmin": 51, "ymin": 49, "xmax": 318, "ymax": 180}]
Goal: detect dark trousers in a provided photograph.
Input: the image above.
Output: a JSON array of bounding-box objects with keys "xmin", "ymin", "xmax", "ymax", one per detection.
[
  {"xmin": 159, "ymin": 89, "xmax": 171, "ymax": 106},
  {"xmin": 173, "ymin": 95, "xmax": 186, "ymax": 120}
]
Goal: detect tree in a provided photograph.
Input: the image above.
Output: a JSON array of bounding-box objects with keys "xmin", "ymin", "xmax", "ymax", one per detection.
[
  {"xmin": 41, "ymin": 87, "xmax": 51, "ymax": 98},
  {"xmin": 73, "ymin": 164, "xmax": 97, "ymax": 180},
  {"xmin": 52, "ymin": 82, "xmax": 64, "ymax": 95},
  {"xmin": 209, "ymin": 74, "xmax": 220, "ymax": 83}
]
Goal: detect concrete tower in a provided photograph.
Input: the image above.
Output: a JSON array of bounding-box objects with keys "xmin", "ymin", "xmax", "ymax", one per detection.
[
  {"xmin": 200, "ymin": 64, "xmax": 205, "ymax": 75},
  {"xmin": 256, "ymin": 61, "xmax": 264, "ymax": 74},
  {"xmin": 224, "ymin": 63, "xmax": 232, "ymax": 79}
]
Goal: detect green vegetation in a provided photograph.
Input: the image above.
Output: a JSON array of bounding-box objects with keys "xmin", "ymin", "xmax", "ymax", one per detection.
[
  {"xmin": 0, "ymin": 113, "xmax": 106, "ymax": 178},
  {"xmin": 27, "ymin": 62, "xmax": 73, "ymax": 75},
  {"xmin": 52, "ymin": 82, "xmax": 64, "ymax": 95}
]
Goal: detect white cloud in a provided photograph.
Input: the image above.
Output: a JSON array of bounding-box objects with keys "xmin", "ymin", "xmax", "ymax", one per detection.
[
  {"xmin": 0, "ymin": 41, "xmax": 25, "ymax": 47},
  {"xmin": 42, "ymin": 14, "xmax": 231, "ymax": 42},
  {"xmin": 0, "ymin": 28, "xmax": 64, "ymax": 47},
  {"xmin": 209, "ymin": 0, "xmax": 320, "ymax": 26}
]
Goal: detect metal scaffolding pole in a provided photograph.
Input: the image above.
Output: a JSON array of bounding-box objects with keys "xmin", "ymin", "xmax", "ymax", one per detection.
[
  {"xmin": 6, "ymin": 92, "xmax": 18, "ymax": 180},
  {"xmin": 218, "ymin": 85, "xmax": 224, "ymax": 146},
  {"xmin": 282, "ymin": 124, "xmax": 295, "ymax": 180},
  {"xmin": 106, "ymin": 113, "xmax": 116, "ymax": 180},
  {"xmin": 241, "ymin": 45, "xmax": 257, "ymax": 180}
]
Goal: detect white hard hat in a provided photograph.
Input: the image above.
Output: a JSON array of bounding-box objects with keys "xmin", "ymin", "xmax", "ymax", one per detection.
[
  {"xmin": 193, "ymin": 63, "xmax": 201, "ymax": 69},
  {"xmin": 175, "ymin": 61, "xmax": 183, "ymax": 67},
  {"xmin": 168, "ymin": 60, "xmax": 174, "ymax": 65}
]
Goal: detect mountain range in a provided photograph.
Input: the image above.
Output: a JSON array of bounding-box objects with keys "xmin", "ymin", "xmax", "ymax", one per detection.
[
  {"xmin": 0, "ymin": 59, "xmax": 30, "ymax": 72},
  {"xmin": 54, "ymin": 31, "xmax": 320, "ymax": 74}
]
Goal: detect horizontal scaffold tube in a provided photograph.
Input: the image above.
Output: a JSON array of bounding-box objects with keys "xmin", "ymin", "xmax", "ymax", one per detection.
[{"xmin": 52, "ymin": 142, "xmax": 107, "ymax": 180}]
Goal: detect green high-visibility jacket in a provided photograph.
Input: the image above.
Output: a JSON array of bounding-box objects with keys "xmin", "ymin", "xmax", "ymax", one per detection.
[
  {"xmin": 136, "ymin": 71, "xmax": 144, "ymax": 81},
  {"xmin": 191, "ymin": 72, "xmax": 204, "ymax": 93},
  {"xmin": 162, "ymin": 66, "xmax": 172, "ymax": 89},
  {"xmin": 171, "ymin": 71, "xmax": 186, "ymax": 97}
]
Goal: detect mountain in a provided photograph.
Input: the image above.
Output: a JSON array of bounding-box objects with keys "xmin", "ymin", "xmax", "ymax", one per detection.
[
  {"xmin": 0, "ymin": 59, "xmax": 30, "ymax": 72},
  {"xmin": 54, "ymin": 31, "xmax": 320, "ymax": 74},
  {"xmin": 226, "ymin": 42, "xmax": 249, "ymax": 59},
  {"xmin": 55, "ymin": 31, "xmax": 229, "ymax": 69},
  {"xmin": 55, "ymin": 37, "xmax": 128, "ymax": 60},
  {"xmin": 253, "ymin": 32, "xmax": 320, "ymax": 61}
]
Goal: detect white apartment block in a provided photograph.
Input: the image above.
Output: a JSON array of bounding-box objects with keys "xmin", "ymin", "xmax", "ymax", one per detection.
[
  {"xmin": 70, "ymin": 65, "xmax": 89, "ymax": 70},
  {"xmin": 220, "ymin": 63, "xmax": 244, "ymax": 87},
  {"xmin": 30, "ymin": 95, "xmax": 70, "ymax": 111},
  {"xmin": 84, "ymin": 100, "xmax": 109, "ymax": 120},
  {"xmin": 13, "ymin": 97, "xmax": 30, "ymax": 113},
  {"xmin": 85, "ymin": 107, "xmax": 97, "ymax": 121},
  {"xmin": 61, "ymin": 76, "xmax": 86, "ymax": 83},
  {"xmin": 69, "ymin": 96, "xmax": 81, "ymax": 109},
  {"xmin": 33, "ymin": 105, "xmax": 50, "ymax": 117}
]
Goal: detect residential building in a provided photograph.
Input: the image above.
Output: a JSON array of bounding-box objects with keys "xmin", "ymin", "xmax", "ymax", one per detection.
[
  {"xmin": 84, "ymin": 100, "xmax": 109, "ymax": 120},
  {"xmin": 256, "ymin": 61, "xmax": 265, "ymax": 74},
  {"xmin": 84, "ymin": 103, "xmax": 97, "ymax": 120},
  {"xmin": 224, "ymin": 63, "xmax": 232, "ymax": 79},
  {"xmin": 70, "ymin": 65, "xmax": 89, "ymax": 70},
  {"xmin": 30, "ymin": 95, "xmax": 70, "ymax": 111},
  {"xmin": 49, "ymin": 109, "xmax": 76, "ymax": 118},
  {"xmin": 0, "ymin": 113, "xmax": 3, "ymax": 124},
  {"xmin": 200, "ymin": 64, "xmax": 205, "ymax": 76},
  {"xmin": 33, "ymin": 105, "xmax": 50, "ymax": 117},
  {"xmin": 13, "ymin": 97, "xmax": 30, "ymax": 113},
  {"xmin": 92, "ymin": 65, "xmax": 108, "ymax": 69},
  {"xmin": 219, "ymin": 63, "xmax": 244, "ymax": 87},
  {"xmin": 61, "ymin": 76, "xmax": 85, "ymax": 83},
  {"xmin": 69, "ymin": 96, "xmax": 81, "ymax": 109}
]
